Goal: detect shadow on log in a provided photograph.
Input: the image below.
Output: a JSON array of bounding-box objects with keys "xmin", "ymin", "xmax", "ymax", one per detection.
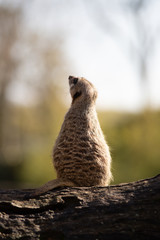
[{"xmin": 0, "ymin": 175, "xmax": 160, "ymax": 240}]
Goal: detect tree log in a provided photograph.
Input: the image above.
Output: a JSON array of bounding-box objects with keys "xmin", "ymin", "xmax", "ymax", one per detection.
[{"xmin": 0, "ymin": 175, "xmax": 160, "ymax": 240}]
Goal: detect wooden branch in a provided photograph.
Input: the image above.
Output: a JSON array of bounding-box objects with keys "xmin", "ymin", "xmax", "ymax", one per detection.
[{"xmin": 0, "ymin": 175, "xmax": 160, "ymax": 240}]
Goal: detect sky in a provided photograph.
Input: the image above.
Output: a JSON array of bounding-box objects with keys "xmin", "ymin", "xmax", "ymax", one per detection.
[{"xmin": 2, "ymin": 0, "xmax": 160, "ymax": 111}]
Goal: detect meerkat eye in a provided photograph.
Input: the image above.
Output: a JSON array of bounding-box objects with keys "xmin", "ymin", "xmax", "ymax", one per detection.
[{"xmin": 73, "ymin": 78, "xmax": 78, "ymax": 84}]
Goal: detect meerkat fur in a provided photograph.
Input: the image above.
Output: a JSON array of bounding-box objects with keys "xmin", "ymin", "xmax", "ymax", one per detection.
[{"xmin": 32, "ymin": 76, "xmax": 112, "ymax": 196}]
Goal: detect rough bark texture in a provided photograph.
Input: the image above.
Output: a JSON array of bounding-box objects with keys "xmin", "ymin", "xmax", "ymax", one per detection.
[{"xmin": 0, "ymin": 175, "xmax": 160, "ymax": 240}]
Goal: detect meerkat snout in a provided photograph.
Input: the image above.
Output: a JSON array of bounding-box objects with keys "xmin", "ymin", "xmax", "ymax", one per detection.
[
  {"xmin": 69, "ymin": 76, "xmax": 82, "ymax": 103},
  {"xmin": 69, "ymin": 76, "xmax": 78, "ymax": 88},
  {"xmin": 69, "ymin": 75, "xmax": 78, "ymax": 83}
]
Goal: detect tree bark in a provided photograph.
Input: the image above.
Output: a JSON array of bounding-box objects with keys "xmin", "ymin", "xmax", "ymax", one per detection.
[{"xmin": 0, "ymin": 175, "xmax": 159, "ymax": 240}]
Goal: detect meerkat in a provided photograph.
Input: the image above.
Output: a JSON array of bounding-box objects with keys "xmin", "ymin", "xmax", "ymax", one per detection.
[{"xmin": 32, "ymin": 76, "xmax": 112, "ymax": 196}]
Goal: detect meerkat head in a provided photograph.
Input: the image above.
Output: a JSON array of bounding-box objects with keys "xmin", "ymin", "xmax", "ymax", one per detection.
[{"xmin": 68, "ymin": 76, "xmax": 98, "ymax": 105}]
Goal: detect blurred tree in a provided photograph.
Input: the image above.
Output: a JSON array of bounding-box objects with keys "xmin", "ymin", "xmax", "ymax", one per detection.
[
  {"xmin": 0, "ymin": 6, "xmax": 20, "ymax": 181},
  {"xmin": 0, "ymin": 4, "xmax": 68, "ymax": 187},
  {"xmin": 16, "ymin": 35, "xmax": 67, "ymax": 185},
  {"xmin": 99, "ymin": 110, "xmax": 160, "ymax": 184},
  {"xmin": 84, "ymin": 0, "xmax": 160, "ymax": 107}
]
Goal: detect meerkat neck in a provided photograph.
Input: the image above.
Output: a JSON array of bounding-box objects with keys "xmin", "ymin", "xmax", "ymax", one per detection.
[{"xmin": 69, "ymin": 101, "xmax": 95, "ymax": 116}]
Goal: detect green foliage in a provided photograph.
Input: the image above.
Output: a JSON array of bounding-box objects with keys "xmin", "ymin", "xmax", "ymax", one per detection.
[
  {"xmin": 0, "ymin": 3, "xmax": 68, "ymax": 187},
  {"xmin": 14, "ymin": 94, "xmax": 66, "ymax": 186},
  {"xmin": 99, "ymin": 110, "xmax": 160, "ymax": 184},
  {"xmin": 1, "ymin": 104, "xmax": 160, "ymax": 187},
  {"xmin": 0, "ymin": 86, "xmax": 66, "ymax": 187}
]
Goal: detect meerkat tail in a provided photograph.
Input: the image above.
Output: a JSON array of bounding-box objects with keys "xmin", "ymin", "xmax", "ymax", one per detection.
[{"xmin": 30, "ymin": 178, "xmax": 76, "ymax": 197}]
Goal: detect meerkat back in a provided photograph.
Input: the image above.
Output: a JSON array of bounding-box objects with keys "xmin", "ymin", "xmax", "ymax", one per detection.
[
  {"xmin": 31, "ymin": 76, "xmax": 112, "ymax": 197},
  {"xmin": 53, "ymin": 76, "xmax": 112, "ymax": 187}
]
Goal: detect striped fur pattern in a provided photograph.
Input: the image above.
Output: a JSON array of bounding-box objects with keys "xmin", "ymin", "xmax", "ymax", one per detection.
[{"xmin": 53, "ymin": 76, "xmax": 112, "ymax": 186}]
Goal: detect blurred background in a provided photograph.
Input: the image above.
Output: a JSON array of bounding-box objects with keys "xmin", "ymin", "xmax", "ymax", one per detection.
[{"xmin": 0, "ymin": 0, "xmax": 160, "ymax": 188}]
